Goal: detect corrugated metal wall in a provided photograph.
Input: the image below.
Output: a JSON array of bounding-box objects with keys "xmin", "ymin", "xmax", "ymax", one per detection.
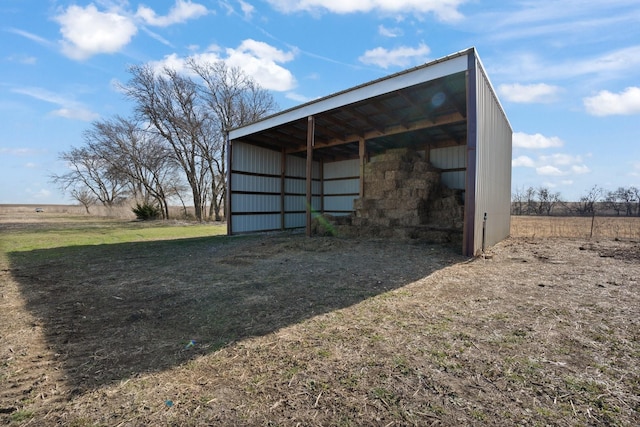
[
  {"xmin": 323, "ymin": 158, "xmax": 359, "ymax": 216},
  {"xmin": 472, "ymin": 55, "xmax": 513, "ymax": 255},
  {"xmin": 430, "ymin": 145, "xmax": 466, "ymax": 190},
  {"xmin": 230, "ymin": 142, "xmax": 323, "ymax": 233}
]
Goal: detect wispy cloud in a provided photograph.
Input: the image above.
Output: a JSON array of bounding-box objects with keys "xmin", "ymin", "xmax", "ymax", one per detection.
[
  {"xmin": 499, "ymin": 83, "xmax": 561, "ymax": 103},
  {"xmin": 358, "ymin": 43, "xmax": 430, "ymax": 69},
  {"xmin": 136, "ymin": 0, "xmax": 209, "ymax": 27},
  {"xmin": 378, "ymin": 24, "xmax": 402, "ymax": 38},
  {"xmin": 5, "ymin": 27, "xmax": 54, "ymax": 47},
  {"xmin": 11, "ymin": 86, "xmax": 99, "ymax": 122},
  {"xmin": 0, "ymin": 147, "xmax": 42, "ymax": 156},
  {"xmin": 265, "ymin": 0, "xmax": 466, "ymax": 22},
  {"xmin": 6, "ymin": 54, "xmax": 37, "ymax": 65},
  {"xmin": 513, "ymin": 132, "xmax": 563, "ymax": 149}
]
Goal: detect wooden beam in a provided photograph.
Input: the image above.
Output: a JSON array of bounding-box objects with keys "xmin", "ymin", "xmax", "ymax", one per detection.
[
  {"xmin": 306, "ymin": 115, "xmax": 314, "ymax": 237},
  {"xmin": 288, "ymin": 111, "xmax": 465, "ymax": 154}
]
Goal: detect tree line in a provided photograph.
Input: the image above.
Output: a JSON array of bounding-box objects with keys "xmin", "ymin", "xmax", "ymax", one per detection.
[
  {"xmin": 51, "ymin": 61, "xmax": 277, "ymax": 221},
  {"xmin": 512, "ymin": 185, "xmax": 640, "ymax": 217}
]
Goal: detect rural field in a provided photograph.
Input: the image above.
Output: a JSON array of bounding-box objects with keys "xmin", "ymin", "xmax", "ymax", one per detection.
[{"xmin": 1, "ymin": 208, "xmax": 639, "ymax": 426}]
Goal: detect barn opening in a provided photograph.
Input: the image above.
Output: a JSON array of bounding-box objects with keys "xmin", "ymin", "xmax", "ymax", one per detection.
[{"xmin": 226, "ymin": 48, "xmax": 512, "ymax": 256}]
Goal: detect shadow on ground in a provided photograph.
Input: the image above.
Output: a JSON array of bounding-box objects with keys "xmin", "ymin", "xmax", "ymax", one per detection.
[{"xmin": 8, "ymin": 233, "xmax": 465, "ymax": 395}]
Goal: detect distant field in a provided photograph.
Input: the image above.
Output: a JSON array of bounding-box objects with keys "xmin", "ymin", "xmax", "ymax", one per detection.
[
  {"xmin": 511, "ymin": 215, "xmax": 640, "ymax": 239},
  {"xmin": 0, "ymin": 204, "xmax": 200, "ymax": 221}
]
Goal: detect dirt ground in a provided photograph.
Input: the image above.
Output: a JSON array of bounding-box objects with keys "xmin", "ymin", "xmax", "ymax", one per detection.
[{"xmin": 1, "ymin": 217, "xmax": 639, "ymax": 426}]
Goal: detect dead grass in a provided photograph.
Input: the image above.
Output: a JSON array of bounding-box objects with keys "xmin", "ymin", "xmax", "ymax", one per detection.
[
  {"xmin": 511, "ymin": 215, "xmax": 640, "ymax": 239},
  {"xmin": 1, "ymin": 215, "xmax": 639, "ymax": 426}
]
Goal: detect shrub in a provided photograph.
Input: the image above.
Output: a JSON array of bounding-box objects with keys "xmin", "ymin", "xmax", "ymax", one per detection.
[{"xmin": 132, "ymin": 202, "xmax": 161, "ymax": 220}]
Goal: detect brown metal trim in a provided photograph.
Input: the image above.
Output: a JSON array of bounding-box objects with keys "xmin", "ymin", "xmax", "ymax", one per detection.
[
  {"xmin": 281, "ymin": 147, "xmax": 286, "ymax": 230},
  {"xmin": 226, "ymin": 132, "xmax": 232, "ymax": 235},
  {"xmin": 306, "ymin": 115, "xmax": 314, "ymax": 236},
  {"xmin": 359, "ymin": 137, "xmax": 366, "ymax": 198},
  {"xmin": 463, "ymin": 50, "xmax": 477, "ymax": 257}
]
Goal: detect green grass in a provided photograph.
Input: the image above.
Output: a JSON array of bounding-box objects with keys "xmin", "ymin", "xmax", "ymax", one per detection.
[{"xmin": 0, "ymin": 220, "xmax": 227, "ymax": 255}]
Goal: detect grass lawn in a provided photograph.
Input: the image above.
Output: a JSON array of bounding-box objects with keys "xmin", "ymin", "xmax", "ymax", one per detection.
[{"xmin": 1, "ymin": 214, "xmax": 639, "ymax": 426}]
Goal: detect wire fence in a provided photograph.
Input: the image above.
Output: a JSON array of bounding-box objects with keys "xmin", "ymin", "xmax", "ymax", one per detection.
[{"xmin": 510, "ymin": 215, "xmax": 640, "ymax": 240}]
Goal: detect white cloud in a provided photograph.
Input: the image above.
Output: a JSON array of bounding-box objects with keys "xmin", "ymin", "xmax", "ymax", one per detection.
[
  {"xmin": 7, "ymin": 54, "xmax": 37, "ymax": 65},
  {"xmin": 493, "ymin": 45, "xmax": 640, "ymax": 84},
  {"xmin": 512, "ymin": 155, "xmax": 535, "ymax": 167},
  {"xmin": 55, "ymin": 4, "xmax": 138, "ymax": 60},
  {"xmin": 51, "ymin": 107, "xmax": 100, "ymax": 122},
  {"xmin": 513, "ymin": 132, "xmax": 564, "ymax": 149},
  {"xmin": 266, "ymin": 0, "xmax": 465, "ymax": 21},
  {"xmin": 26, "ymin": 188, "xmax": 52, "ymax": 200},
  {"xmin": 224, "ymin": 40, "xmax": 297, "ymax": 91},
  {"xmin": 11, "ymin": 86, "xmax": 99, "ymax": 122},
  {"xmin": 539, "ymin": 153, "xmax": 582, "ymax": 166},
  {"xmin": 498, "ymin": 83, "xmax": 561, "ymax": 103},
  {"xmin": 583, "ymin": 86, "xmax": 640, "ymax": 116},
  {"xmin": 151, "ymin": 40, "xmax": 297, "ymax": 92},
  {"xmin": 536, "ymin": 165, "xmax": 564, "ymax": 176},
  {"xmin": 378, "ymin": 25, "xmax": 402, "ymax": 37},
  {"xmin": 571, "ymin": 164, "xmax": 591, "ymax": 174},
  {"xmin": 512, "ymin": 141, "xmax": 591, "ymax": 177},
  {"xmin": 238, "ymin": 0, "xmax": 256, "ymax": 19},
  {"xmin": 136, "ymin": 0, "xmax": 209, "ymax": 27},
  {"xmin": 286, "ymin": 92, "xmax": 313, "ymax": 103},
  {"xmin": 358, "ymin": 43, "xmax": 430, "ymax": 68}
]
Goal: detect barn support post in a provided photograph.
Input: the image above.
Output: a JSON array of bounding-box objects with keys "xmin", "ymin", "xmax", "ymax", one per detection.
[
  {"xmin": 280, "ymin": 147, "xmax": 286, "ymax": 230},
  {"xmin": 225, "ymin": 131, "xmax": 232, "ymax": 236},
  {"xmin": 306, "ymin": 115, "xmax": 315, "ymax": 237},
  {"xmin": 359, "ymin": 137, "xmax": 366, "ymax": 198},
  {"xmin": 463, "ymin": 50, "xmax": 478, "ymax": 257}
]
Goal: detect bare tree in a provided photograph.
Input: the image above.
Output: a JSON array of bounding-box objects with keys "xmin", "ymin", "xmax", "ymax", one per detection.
[
  {"xmin": 511, "ymin": 186, "xmax": 527, "ymax": 215},
  {"xmin": 525, "ymin": 187, "xmax": 537, "ymax": 215},
  {"xmin": 71, "ymin": 188, "xmax": 97, "ymax": 214},
  {"xmin": 536, "ymin": 186, "xmax": 561, "ymax": 215},
  {"xmin": 121, "ymin": 65, "xmax": 211, "ymax": 221},
  {"xmin": 52, "ymin": 146, "xmax": 129, "ymax": 208},
  {"xmin": 632, "ymin": 186, "xmax": 640, "ymax": 217},
  {"xmin": 615, "ymin": 187, "xmax": 636, "ymax": 216},
  {"xmin": 575, "ymin": 185, "xmax": 603, "ymax": 216},
  {"xmin": 189, "ymin": 60, "xmax": 278, "ymax": 221},
  {"xmin": 604, "ymin": 189, "xmax": 624, "ymax": 216},
  {"xmin": 83, "ymin": 116, "xmax": 180, "ymax": 219}
]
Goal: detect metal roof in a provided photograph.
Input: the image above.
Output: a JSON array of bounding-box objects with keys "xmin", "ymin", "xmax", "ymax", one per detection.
[{"xmin": 228, "ymin": 48, "xmax": 473, "ymax": 162}]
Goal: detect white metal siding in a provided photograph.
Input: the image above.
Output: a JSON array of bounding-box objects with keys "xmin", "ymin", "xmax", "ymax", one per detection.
[
  {"xmin": 233, "ymin": 214, "xmax": 281, "ymax": 233},
  {"xmin": 324, "ymin": 159, "xmax": 359, "ymax": 179},
  {"xmin": 233, "ymin": 142, "xmax": 281, "ymax": 175},
  {"xmin": 431, "ymin": 145, "xmax": 465, "ymax": 169},
  {"xmin": 323, "ymin": 159, "xmax": 359, "ymax": 215},
  {"xmin": 472, "ymin": 57, "xmax": 513, "ymax": 255},
  {"xmin": 430, "ymin": 145, "xmax": 466, "ymax": 190},
  {"xmin": 230, "ymin": 141, "xmax": 323, "ymax": 233},
  {"xmin": 324, "ymin": 178, "xmax": 359, "ymax": 195}
]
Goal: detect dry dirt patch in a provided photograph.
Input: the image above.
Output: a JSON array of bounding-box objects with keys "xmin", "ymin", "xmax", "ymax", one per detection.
[{"xmin": 1, "ymin": 223, "xmax": 639, "ymax": 426}]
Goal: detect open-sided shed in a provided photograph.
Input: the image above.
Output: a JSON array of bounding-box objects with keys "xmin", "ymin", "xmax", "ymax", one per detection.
[{"xmin": 226, "ymin": 47, "xmax": 512, "ymax": 256}]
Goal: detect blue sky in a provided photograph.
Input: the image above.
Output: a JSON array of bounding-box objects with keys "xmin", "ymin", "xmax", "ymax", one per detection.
[{"xmin": 1, "ymin": 0, "xmax": 639, "ymax": 204}]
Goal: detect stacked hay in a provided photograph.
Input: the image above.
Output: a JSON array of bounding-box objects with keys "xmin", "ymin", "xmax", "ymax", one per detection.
[
  {"xmin": 353, "ymin": 148, "xmax": 440, "ymax": 229},
  {"xmin": 351, "ymin": 147, "xmax": 464, "ymax": 242}
]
